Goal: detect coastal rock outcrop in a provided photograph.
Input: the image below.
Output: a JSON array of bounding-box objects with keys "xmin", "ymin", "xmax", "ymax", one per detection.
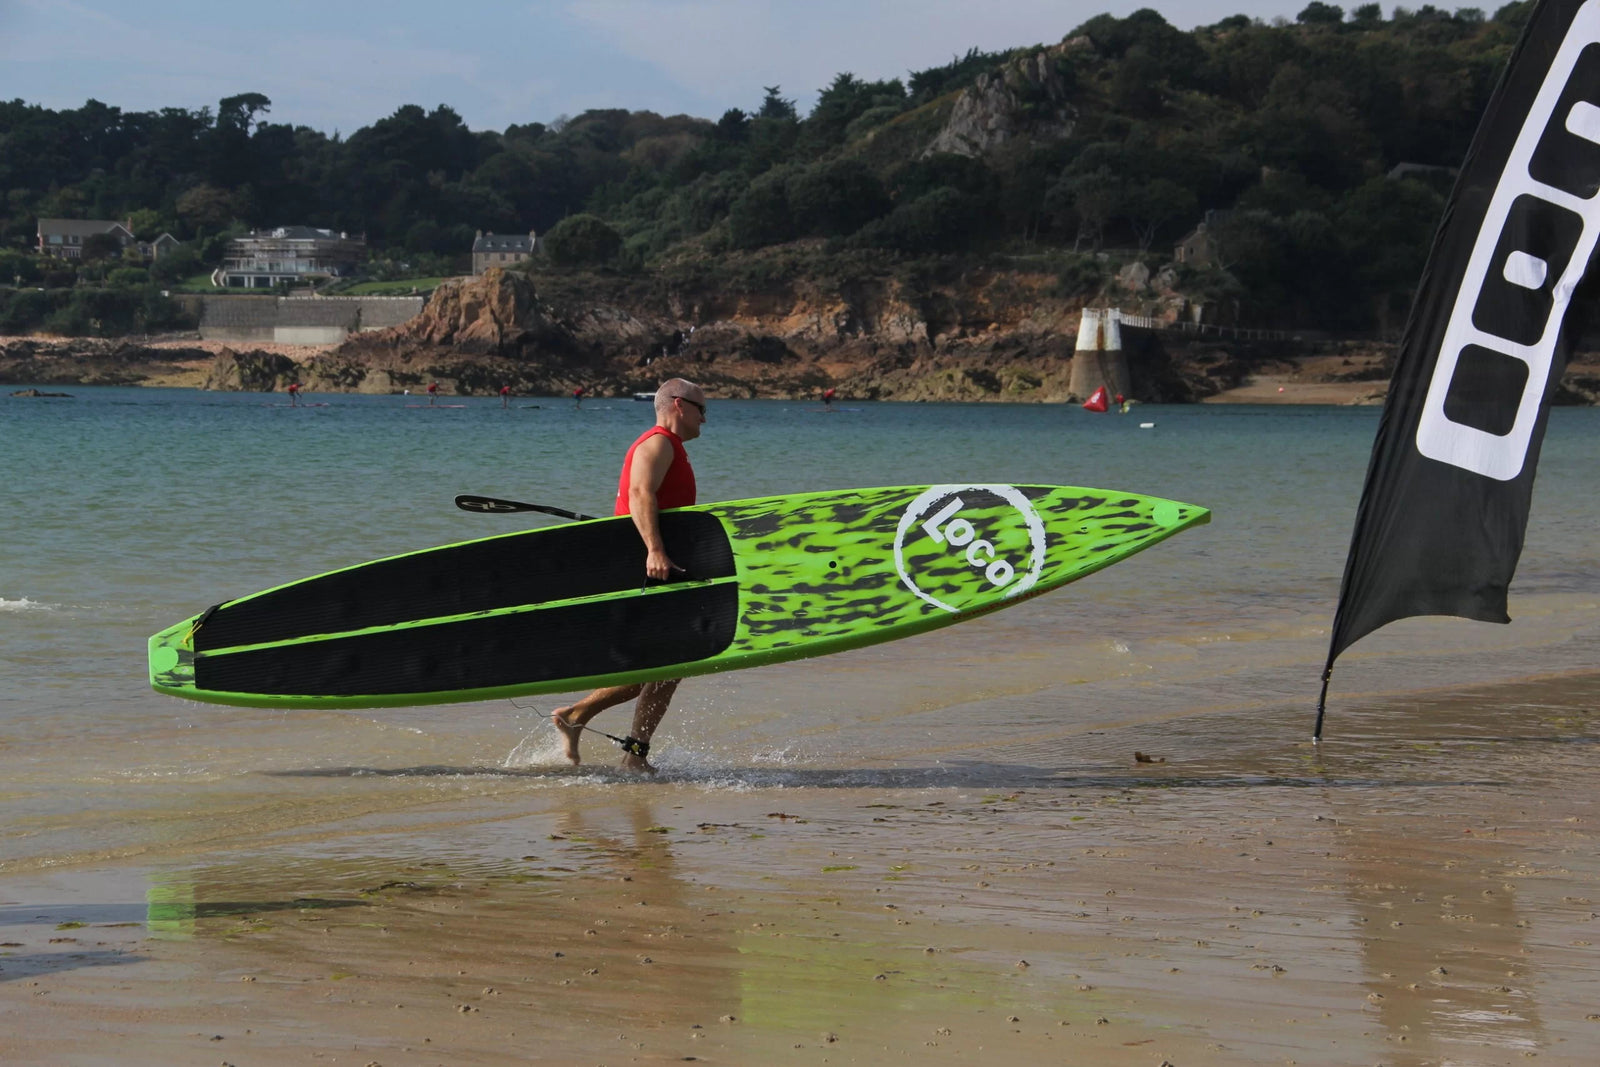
[
  {"xmin": 361, "ymin": 267, "xmax": 562, "ymax": 354},
  {"xmin": 924, "ymin": 43, "xmax": 1080, "ymax": 158},
  {"xmin": 24, "ymin": 258, "xmax": 1600, "ymax": 406},
  {"xmin": 0, "ymin": 337, "xmax": 221, "ymax": 387},
  {"xmin": 297, "ymin": 267, "xmax": 592, "ymax": 395},
  {"xmin": 200, "ymin": 348, "xmax": 299, "ymax": 391},
  {"xmin": 280, "ymin": 260, "xmax": 1300, "ymax": 403}
]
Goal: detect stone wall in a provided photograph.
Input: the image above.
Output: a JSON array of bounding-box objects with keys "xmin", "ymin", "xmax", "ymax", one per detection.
[{"xmin": 194, "ymin": 295, "xmax": 425, "ymax": 343}]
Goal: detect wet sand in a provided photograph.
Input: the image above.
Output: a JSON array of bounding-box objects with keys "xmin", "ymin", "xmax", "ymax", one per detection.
[
  {"xmin": 4, "ymin": 671, "xmax": 1598, "ymax": 1066},
  {"xmin": 1203, "ymin": 373, "xmax": 1386, "ymax": 406}
]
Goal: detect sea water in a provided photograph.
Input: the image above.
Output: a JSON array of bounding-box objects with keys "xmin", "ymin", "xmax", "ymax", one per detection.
[{"xmin": 2, "ymin": 387, "xmax": 1598, "ymax": 870}]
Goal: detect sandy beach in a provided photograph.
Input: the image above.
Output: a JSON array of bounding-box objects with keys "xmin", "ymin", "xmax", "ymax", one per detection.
[
  {"xmin": 4, "ymin": 669, "xmax": 1598, "ymax": 1066},
  {"xmin": 6, "ymin": 391, "xmax": 1599, "ymax": 1065},
  {"xmin": 1202, "ymin": 372, "xmax": 1386, "ymax": 406}
]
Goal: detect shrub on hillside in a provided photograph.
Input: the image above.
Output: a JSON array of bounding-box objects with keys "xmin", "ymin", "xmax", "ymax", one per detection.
[
  {"xmin": 788, "ymin": 158, "xmax": 892, "ymax": 237},
  {"xmin": 107, "ymin": 267, "xmax": 151, "ymax": 288},
  {"xmin": 852, "ymin": 187, "xmax": 987, "ymax": 253},
  {"xmin": 728, "ymin": 167, "xmax": 798, "ymax": 249},
  {"xmin": 0, "ymin": 287, "xmax": 193, "ymax": 335},
  {"xmin": 0, "ymin": 249, "xmax": 43, "ymax": 286},
  {"xmin": 545, "ymin": 213, "xmax": 623, "ymax": 267}
]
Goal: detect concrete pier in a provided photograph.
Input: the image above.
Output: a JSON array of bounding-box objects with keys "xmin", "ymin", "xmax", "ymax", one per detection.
[{"xmin": 1069, "ymin": 308, "xmax": 1132, "ymax": 401}]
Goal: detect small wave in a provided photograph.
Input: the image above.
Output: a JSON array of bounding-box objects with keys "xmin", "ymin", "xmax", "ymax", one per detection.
[
  {"xmin": 502, "ymin": 732, "xmax": 566, "ymax": 768},
  {"xmin": 0, "ymin": 597, "xmax": 53, "ymax": 612}
]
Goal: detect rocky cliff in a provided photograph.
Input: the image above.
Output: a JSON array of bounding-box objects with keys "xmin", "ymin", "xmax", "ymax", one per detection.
[
  {"xmin": 11, "ymin": 266, "xmax": 1600, "ymax": 405},
  {"xmin": 261, "ymin": 264, "xmax": 1315, "ymax": 403},
  {"xmin": 924, "ymin": 41, "xmax": 1082, "ymax": 158}
]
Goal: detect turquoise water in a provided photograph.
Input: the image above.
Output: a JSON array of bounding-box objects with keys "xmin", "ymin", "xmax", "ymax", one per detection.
[{"xmin": 3, "ymin": 387, "xmax": 1598, "ymax": 869}]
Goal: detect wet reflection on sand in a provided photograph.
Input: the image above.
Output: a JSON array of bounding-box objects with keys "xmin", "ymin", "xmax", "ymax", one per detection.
[{"xmin": 2, "ymin": 672, "xmax": 1597, "ymax": 1064}]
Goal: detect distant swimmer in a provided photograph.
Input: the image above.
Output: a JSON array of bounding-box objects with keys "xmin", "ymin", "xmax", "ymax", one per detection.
[
  {"xmin": 551, "ymin": 377, "xmax": 708, "ymax": 774},
  {"xmin": 427, "ymin": 381, "xmax": 439, "ymax": 406},
  {"xmin": 500, "ymin": 384, "xmax": 511, "ymax": 409}
]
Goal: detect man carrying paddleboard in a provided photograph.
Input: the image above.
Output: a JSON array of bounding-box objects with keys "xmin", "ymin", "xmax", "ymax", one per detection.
[{"xmin": 551, "ymin": 378, "xmax": 708, "ymax": 773}]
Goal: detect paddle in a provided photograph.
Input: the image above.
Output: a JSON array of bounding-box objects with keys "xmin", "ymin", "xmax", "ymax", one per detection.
[{"xmin": 454, "ymin": 495, "xmax": 597, "ymax": 522}]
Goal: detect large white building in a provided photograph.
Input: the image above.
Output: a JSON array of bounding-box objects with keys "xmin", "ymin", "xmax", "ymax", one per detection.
[{"xmin": 215, "ymin": 227, "xmax": 367, "ymax": 288}]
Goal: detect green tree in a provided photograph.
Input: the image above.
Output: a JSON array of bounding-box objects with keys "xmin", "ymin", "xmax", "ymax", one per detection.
[
  {"xmin": 0, "ymin": 249, "xmax": 43, "ymax": 286},
  {"xmin": 1350, "ymin": 3, "xmax": 1384, "ymax": 26},
  {"xmin": 1337, "ymin": 175, "xmax": 1446, "ymax": 332},
  {"xmin": 107, "ymin": 266, "xmax": 150, "ymax": 287},
  {"xmin": 1297, "ymin": 3, "xmax": 1345, "ymax": 25},
  {"xmin": 544, "ymin": 213, "xmax": 622, "ymax": 267},
  {"xmin": 176, "ymin": 184, "xmax": 250, "ymax": 231},
  {"xmin": 0, "ymin": 289, "xmax": 61, "ymax": 332},
  {"xmin": 148, "ymin": 241, "xmax": 203, "ymax": 284},
  {"xmin": 797, "ymin": 73, "xmax": 906, "ymax": 157},
  {"xmin": 908, "ymin": 48, "xmax": 1011, "ymax": 104},
  {"xmin": 757, "ymin": 86, "xmax": 798, "ymax": 120},
  {"xmin": 1122, "ymin": 178, "xmax": 1197, "ymax": 251},
  {"xmin": 126, "ymin": 208, "xmax": 169, "ymax": 241},
  {"xmin": 1110, "ymin": 46, "xmax": 1167, "ymax": 117},
  {"xmin": 788, "ymin": 159, "xmax": 890, "ymax": 237},
  {"xmin": 728, "ymin": 167, "xmax": 797, "ymax": 248},
  {"xmin": 1074, "ymin": 9, "xmax": 1208, "ymax": 88},
  {"xmin": 854, "ymin": 187, "xmax": 984, "ymax": 253},
  {"xmin": 80, "ymin": 231, "xmax": 125, "ymax": 262},
  {"xmin": 1049, "ymin": 167, "xmax": 1122, "ymax": 251},
  {"xmin": 714, "ymin": 108, "xmax": 750, "ymax": 143}
]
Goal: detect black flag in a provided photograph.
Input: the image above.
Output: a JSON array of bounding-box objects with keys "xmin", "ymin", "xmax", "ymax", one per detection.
[{"xmin": 1318, "ymin": 0, "xmax": 1600, "ymax": 734}]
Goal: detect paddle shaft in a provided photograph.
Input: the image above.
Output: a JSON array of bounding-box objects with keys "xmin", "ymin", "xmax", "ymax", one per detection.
[{"xmin": 454, "ymin": 495, "xmax": 597, "ymax": 522}]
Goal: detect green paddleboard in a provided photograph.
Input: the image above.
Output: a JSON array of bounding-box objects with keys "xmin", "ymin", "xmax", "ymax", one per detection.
[{"xmin": 148, "ymin": 484, "xmax": 1209, "ymax": 709}]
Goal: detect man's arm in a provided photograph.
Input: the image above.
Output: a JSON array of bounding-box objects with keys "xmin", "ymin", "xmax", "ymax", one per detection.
[{"xmin": 628, "ymin": 435, "xmax": 680, "ymax": 580}]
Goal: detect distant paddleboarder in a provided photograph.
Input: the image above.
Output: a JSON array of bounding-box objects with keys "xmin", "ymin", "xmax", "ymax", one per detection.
[
  {"xmin": 287, "ymin": 381, "xmax": 301, "ymax": 407},
  {"xmin": 552, "ymin": 377, "xmax": 708, "ymax": 774},
  {"xmin": 822, "ymin": 386, "xmax": 837, "ymax": 408},
  {"xmin": 500, "ymin": 384, "xmax": 511, "ymax": 409},
  {"xmin": 427, "ymin": 381, "xmax": 439, "ymax": 406},
  {"xmin": 573, "ymin": 385, "xmax": 585, "ymax": 409}
]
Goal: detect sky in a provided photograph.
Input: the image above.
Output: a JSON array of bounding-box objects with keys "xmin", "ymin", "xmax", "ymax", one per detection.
[{"xmin": 2, "ymin": 0, "xmax": 1321, "ymax": 135}]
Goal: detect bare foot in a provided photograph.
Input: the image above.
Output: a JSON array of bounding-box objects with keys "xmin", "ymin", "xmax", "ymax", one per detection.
[
  {"xmin": 621, "ymin": 752, "xmax": 657, "ymax": 775},
  {"xmin": 551, "ymin": 706, "xmax": 582, "ymax": 765}
]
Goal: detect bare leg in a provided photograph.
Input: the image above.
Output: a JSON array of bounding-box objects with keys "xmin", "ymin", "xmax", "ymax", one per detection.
[
  {"xmin": 551, "ymin": 684, "xmax": 643, "ymax": 765},
  {"xmin": 621, "ymin": 679, "xmax": 678, "ymax": 774}
]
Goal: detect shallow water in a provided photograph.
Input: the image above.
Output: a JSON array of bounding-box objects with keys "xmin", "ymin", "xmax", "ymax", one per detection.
[{"xmin": 2, "ymin": 387, "xmax": 1598, "ymax": 870}]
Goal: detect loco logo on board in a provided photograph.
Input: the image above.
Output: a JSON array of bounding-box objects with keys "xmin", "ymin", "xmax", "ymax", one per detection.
[{"xmin": 893, "ymin": 485, "xmax": 1047, "ymax": 613}]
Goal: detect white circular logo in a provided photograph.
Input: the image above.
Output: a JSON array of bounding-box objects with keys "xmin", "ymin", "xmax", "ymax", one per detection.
[{"xmin": 893, "ymin": 484, "xmax": 1047, "ymax": 613}]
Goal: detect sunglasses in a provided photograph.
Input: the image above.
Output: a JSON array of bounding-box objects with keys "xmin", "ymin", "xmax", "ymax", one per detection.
[{"xmin": 671, "ymin": 395, "xmax": 706, "ymax": 416}]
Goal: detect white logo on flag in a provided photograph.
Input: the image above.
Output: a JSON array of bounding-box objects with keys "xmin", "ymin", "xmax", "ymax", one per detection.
[{"xmin": 1416, "ymin": 0, "xmax": 1600, "ymax": 481}]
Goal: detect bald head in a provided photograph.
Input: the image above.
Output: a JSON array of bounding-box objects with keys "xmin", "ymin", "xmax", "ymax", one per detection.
[
  {"xmin": 652, "ymin": 378, "xmax": 706, "ymax": 441},
  {"xmin": 654, "ymin": 378, "xmax": 702, "ymax": 421}
]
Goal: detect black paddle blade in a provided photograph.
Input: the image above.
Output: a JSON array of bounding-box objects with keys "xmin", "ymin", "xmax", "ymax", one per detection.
[
  {"xmin": 456, "ymin": 495, "xmax": 522, "ymax": 513},
  {"xmin": 454, "ymin": 495, "xmax": 596, "ymax": 522}
]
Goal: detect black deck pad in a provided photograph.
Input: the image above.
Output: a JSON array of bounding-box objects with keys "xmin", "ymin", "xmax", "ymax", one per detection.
[
  {"xmin": 195, "ymin": 583, "xmax": 739, "ymax": 697},
  {"xmin": 195, "ymin": 512, "xmax": 734, "ymax": 652}
]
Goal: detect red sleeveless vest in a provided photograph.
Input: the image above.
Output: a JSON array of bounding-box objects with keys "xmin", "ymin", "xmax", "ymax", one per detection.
[{"xmin": 615, "ymin": 427, "xmax": 696, "ymax": 515}]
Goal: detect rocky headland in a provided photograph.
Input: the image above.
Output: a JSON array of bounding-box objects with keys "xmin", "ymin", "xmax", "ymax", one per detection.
[{"xmin": 6, "ymin": 265, "xmax": 1600, "ymax": 405}]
